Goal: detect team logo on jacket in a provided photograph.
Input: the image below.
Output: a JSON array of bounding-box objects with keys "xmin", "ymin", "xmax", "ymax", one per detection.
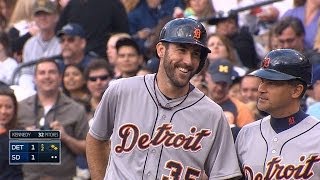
[
  {"xmin": 243, "ymin": 155, "xmax": 320, "ymax": 179},
  {"xmin": 114, "ymin": 123, "xmax": 212, "ymax": 153}
]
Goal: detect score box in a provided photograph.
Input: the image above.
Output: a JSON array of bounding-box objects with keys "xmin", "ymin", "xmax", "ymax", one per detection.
[{"xmin": 9, "ymin": 130, "xmax": 61, "ymax": 165}]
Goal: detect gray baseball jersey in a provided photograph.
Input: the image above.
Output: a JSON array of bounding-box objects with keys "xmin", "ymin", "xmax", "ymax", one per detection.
[
  {"xmin": 235, "ymin": 115, "xmax": 320, "ymax": 179},
  {"xmin": 89, "ymin": 74, "xmax": 242, "ymax": 180}
]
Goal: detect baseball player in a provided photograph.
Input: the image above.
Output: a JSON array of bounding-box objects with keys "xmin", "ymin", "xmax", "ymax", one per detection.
[
  {"xmin": 235, "ymin": 49, "xmax": 320, "ymax": 179},
  {"xmin": 86, "ymin": 18, "xmax": 242, "ymax": 180}
]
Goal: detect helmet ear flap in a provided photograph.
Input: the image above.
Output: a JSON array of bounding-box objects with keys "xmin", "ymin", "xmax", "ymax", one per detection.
[
  {"xmin": 195, "ymin": 48, "xmax": 209, "ymax": 74},
  {"xmin": 196, "ymin": 59, "xmax": 205, "ymax": 74}
]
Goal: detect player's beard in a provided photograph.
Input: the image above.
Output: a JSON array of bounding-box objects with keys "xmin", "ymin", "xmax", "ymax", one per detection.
[{"xmin": 163, "ymin": 51, "xmax": 197, "ymax": 88}]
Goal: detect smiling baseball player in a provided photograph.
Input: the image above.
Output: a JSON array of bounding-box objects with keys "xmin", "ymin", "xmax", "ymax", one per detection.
[{"xmin": 86, "ymin": 18, "xmax": 242, "ymax": 180}]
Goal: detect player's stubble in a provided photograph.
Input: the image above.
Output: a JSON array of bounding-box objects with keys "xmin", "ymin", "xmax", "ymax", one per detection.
[{"xmin": 162, "ymin": 49, "xmax": 198, "ymax": 88}]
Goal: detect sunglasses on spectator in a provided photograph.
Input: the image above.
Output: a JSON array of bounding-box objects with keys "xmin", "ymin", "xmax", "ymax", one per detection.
[
  {"xmin": 88, "ymin": 75, "xmax": 110, "ymax": 82},
  {"xmin": 60, "ymin": 37, "xmax": 76, "ymax": 43}
]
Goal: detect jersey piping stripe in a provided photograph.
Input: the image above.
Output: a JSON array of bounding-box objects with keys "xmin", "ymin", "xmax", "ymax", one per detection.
[
  {"xmin": 259, "ymin": 118, "xmax": 269, "ymax": 172},
  {"xmin": 142, "ymin": 75, "xmax": 160, "ymax": 180},
  {"xmin": 155, "ymin": 94, "xmax": 206, "ymax": 179},
  {"xmin": 279, "ymin": 121, "xmax": 320, "ymax": 155}
]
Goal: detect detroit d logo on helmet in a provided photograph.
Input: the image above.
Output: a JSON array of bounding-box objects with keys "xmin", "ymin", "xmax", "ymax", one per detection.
[
  {"xmin": 193, "ymin": 28, "xmax": 201, "ymax": 40},
  {"xmin": 262, "ymin": 57, "xmax": 271, "ymax": 69}
]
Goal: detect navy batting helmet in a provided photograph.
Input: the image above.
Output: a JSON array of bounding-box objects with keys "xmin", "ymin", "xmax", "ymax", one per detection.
[
  {"xmin": 159, "ymin": 18, "xmax": 211, "ymax": 73},
  {"xmin": 250, "ymin": 49, "xmax": 312, "ymax": 85}
]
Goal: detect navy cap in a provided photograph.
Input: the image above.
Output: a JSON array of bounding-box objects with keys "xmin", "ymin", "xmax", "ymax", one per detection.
[
  {"xmin": 57, "ymin": 23, "xmax": 86, "ymax": 38},
  {"xmin": 208, "ymin": 59, "xmax": 234, "ymax": 85}
]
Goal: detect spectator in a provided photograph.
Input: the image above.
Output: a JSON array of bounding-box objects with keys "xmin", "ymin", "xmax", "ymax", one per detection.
[
  {"xmin": 0, "ymin": 87, "xmax": 23, "ymax": 180},
  {"xmin": 208, "ymin": 11, "xmax": 260, "ymax": 70},
  {"xmin": 240, "ymin": 74, "xmax": 261, "ymax": 104},
  {"xmin": 306, "ymin": 65, "xmax": 320, "ymax": 119},
  {"xmin": 207, "ymin": 33, "xmax": 244, "ymax": 69},
  {"xmin": 115, "ymin": 37, "xmax": 143, "ymax": 78},
  {"xmin": 17, "ymin": 59, "xmax": 88, "ymax": 180},
  {"xmin": 106, "ymin": 33, "xmax": 131, "ymax": 77},
  {"xmin": 62, "ymin": 63, "xmax": 91, "ymax": 180},
  {"xmin": 206, "ymin": 59, "xmax": 255, "ymax": 128},
  {"xmin": 128, "ymin": 0, "xmax": 184, "ymax": 54},
  {"xmin": 58, "ymin": 0, "xmax": 70, "ymax": 9},
  {"xmin": 0, "ymin": 0, "xmax": 17, "ymax": 26},
  {"xmin": 0, "ymin": 32, "xmax": 18, "ymax": 85},
  {"xmin": 56, "ymin": 0, "xmax": 129, "ymax": 58},
  {"xmin": 273, "ymin": 16, "xmax": 305, "ymax": 52},
  {"xmin": 120, "ymin": 0, "xmax": 140, "ymax": 13},
  {"xmin": 136, "ymin": 57, "xmax": 160, "ymax": 76},
  {"xmin": 7, "ymin": 0, "xmax": 38, "ymax": 63},
  {"xmin": 62, "ymin": 64, "xmax": 89, "ymax": 108},
  {"xmin": 211, "ymin": 0, "xmax": 281, "ymax": 34},
  {"xmin": 239, "ymin": 74, "xmax": 266, "ymax": 119},
  {"xmin": 84, "ymin": 59, "xmax": 113, "ymax": 119},
  {"xmin": 57, "ymin": 23, "xmax": 94, "ymax": 71},
  {"xmin": 184, "ymin": 0, "xmax": 215, "ymax": 33},
  {"xmin": 282, "ymin": 0, "xmax": 320, "ymax": 49},
  {"xmin": 20, "ymin": 0, "xmax": 61, "ymax": 90},
  {"xmin": 23, "ymin": 0, "xmax": 61, "ymax": 63}
]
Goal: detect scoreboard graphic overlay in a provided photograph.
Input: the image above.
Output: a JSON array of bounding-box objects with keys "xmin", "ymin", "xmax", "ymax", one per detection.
[{"xmin": 9, "ymin": 130, "xmax": 61, "ymax": 165}]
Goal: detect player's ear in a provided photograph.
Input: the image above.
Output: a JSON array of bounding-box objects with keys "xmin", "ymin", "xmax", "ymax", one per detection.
[
  {"xmin": 291, "ymin": 84, "xmax": 304, "ymax": 98},
  {"xmin": 156, "ymin": 42, "xmax": 165, "ymax": 58}
]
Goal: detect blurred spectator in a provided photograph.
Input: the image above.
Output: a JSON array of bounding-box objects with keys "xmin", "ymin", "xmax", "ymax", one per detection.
[
  {"xmin": 228, "ymin": 77, "xmax": 242, "ymax": 101},
  {"xmin": 266, "ymin": 25, "xmax": 281, "ymax": 51},
  {"xmin": 0, "ymin": 87, "xmax": 23, "ymax": 180},
  {"xmin": 20, "ymin": 0, "xmax": 61, "ymax": 90},
  {"xmin": 62, "ymin": 64, "xmax": 90, "ymax": 180},
  {"xmin": 62, "ymin": 64, "xmax": 89, "ymax": 108},
  {"xmin": 273, "ymin": 16, "xmax": 305, "ymax": 52},
  {"xmin": 0, "ymin": 14, "xmax": 7, "ymax": 32},
  {"xmin": 208, "ymin": 11, "xmax": 260, "ymax": 70},
  {"xmin": 184, "ymin": 0, "xmax": 215, "ymax": 33},
  {"xmin": 0, "ymin": 32, "xmax": 18, "ymax": 85},
  {"xmin": 306, "ymin": 65, "xmax": 320, "ymax": 119},
  {"xmin": 57, "ymin": 23, "xmax": 95, "ymax": 71},
  {"xmin": 106, "ymin": 33, "xmax": 131, "ymax": 77},
  {"xmin": 207, "ymin": 33, "xmax": 243, "ymax": 67},
  {"xmin": 211, "ymin": 0, "xmax": 283, "ymax": 33},
  {"xmin": 58, "ymin": 0, "xmax": 70, "ymax": 9},
  {"xmin": 56, "ymin": 0, "xmax": 129, "ymax": 58},
  {"xmin": 206, "ymin": 59, "xmax": 254, "ymax": 128},
  {"xmin": 239, "ymin": 74, "xmax": 264, "ymax": 119},
  {"xmin": 17, "ymin": 59, "xmax": 88, "ymax": 179},
  {"xmin": 240, "ymin": 75, "xmax": 261, "ymax": 103},
  {"xmin": 128, "ymin": 0, "xmax": 184, "ymax": 54},
  {"xmin": 0, "ymin": 0, "xmax": 17, "ymax": 24},
  {"xmin": 120, "ymin": 0, "xmax": 140, "ymax": 13},
  {"xmin": 7, "ymin": 0, "xmax": 38, "ymax": 63},
  {"xmin": 115, "ymin": 37, "xmax": 143, "ymax": 78},
  {"xmin": 137, "ymin": 57, "xmax": 160, "ymax": 76},
  {"xmin": 282, "ymin": 0, "xmax": 320, "ymax": 49},
  {"xmin": 23, "ymin": 0, "xmax": 61, "ymax": 62},
  {"xmin": 84, "ymin": 59, "xmax": 113, "ymax": 119}
]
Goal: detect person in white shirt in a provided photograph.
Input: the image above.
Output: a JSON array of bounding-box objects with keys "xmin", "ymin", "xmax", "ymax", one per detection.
[{"xmin": 0, "ymin": 32, "xmax": 18, "ymax": 85}]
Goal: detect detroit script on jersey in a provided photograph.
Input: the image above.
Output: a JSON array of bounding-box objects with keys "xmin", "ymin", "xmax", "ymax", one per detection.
[
  {"xmin": 243, "ymin": 155, "xmax": 320, "ymax": 179},
  {"xmin": 236, "ymin": 116, "xmax": 320, "ymax": 180}
]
